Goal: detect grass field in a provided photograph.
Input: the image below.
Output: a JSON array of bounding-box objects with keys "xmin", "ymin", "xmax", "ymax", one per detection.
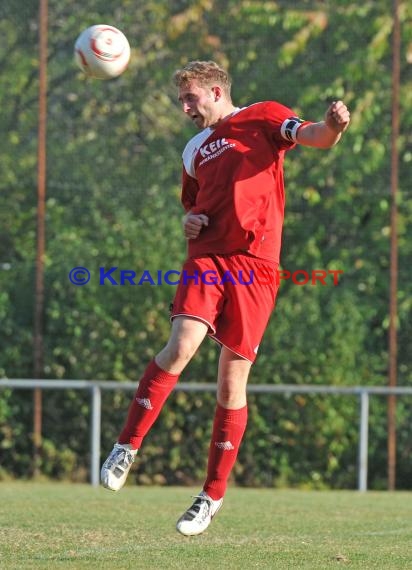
[{"xmin": 0, "ymin": 483, "xmax": 411, "ymax": 569}]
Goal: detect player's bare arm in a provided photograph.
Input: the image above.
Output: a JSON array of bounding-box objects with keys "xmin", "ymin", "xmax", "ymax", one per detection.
[
  {"xmin": 297, "ymin": 100, "xmax": 350, "ymax": 149},
  {"xmin": 183, "ymin": 212, "xmax": 209, "ymax": 239}
]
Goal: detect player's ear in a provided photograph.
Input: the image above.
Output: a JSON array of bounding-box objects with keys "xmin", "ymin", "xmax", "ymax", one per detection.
[{"xmin": 211, "ymin": 85, "xmax": 223, "ymax": 102}]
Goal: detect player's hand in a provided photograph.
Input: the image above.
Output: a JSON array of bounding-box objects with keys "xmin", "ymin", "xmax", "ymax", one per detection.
[
  {"xmin": 325, "ymin": 101, "xmax": 350, "ymax": 133},
  {"xmin": 183, "ymin": 213, "xmax": 209, "ymax": 239}
]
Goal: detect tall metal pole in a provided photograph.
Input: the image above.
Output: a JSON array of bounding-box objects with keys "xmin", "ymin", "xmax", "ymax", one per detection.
[
  {"xmin": 358, "ymin": 390, "xmax": 369, "ymax": 492},
  {"xmin": 90, "ymin": 386, "xmax": 102, "ymax": 487},
  {"xmin": 387, "ymin": 0, "xmax": 400, "ymax": 492},
  {"xmin": 33, "ymin": 0, "xmax": 48, "ymax": 476}
]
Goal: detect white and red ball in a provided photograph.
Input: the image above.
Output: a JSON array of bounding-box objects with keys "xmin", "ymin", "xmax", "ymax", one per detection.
[{"xmin": 74, "ymin": 25, "xmax": 130, "ymax": 80}]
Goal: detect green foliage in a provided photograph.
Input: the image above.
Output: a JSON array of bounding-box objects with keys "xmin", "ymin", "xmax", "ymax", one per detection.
[{"xmin": 1, "ymin": 0, "xmax": 411, "ymax": 488}]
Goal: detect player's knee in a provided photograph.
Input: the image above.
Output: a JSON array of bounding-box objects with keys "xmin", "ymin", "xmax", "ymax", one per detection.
[
  {"xmin": 163, "ymin": 338, "xmax": 197, "ymax": 367},
  {"xmin": 217, "ymin": 386, "xmax": 246, "ymax": 409}
]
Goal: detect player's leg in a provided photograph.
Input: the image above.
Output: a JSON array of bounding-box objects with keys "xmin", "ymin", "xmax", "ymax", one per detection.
[
  {"xmin": 204, "ymin": 347, "xmax": 250, "ymax": 497},
  {"xmin": 118, "ymin": 316, "xmax": 209, "ymax": 446},
  {"xmin": 101, "ymin": 316, "xmax": 208, "ymax": 491},
  {"xmin": 176, "ymin": 347, "xmax": 250, "ymax": 536},
  {"xmin": 176, "ymin": 253, "xmax": 278, "ymax": 535},
  {"xmin": 102, "ymin": 255, "xmax": 223, "ymax": 492}
]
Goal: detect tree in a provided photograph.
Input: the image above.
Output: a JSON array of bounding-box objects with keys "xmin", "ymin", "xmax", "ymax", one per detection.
[{"xmin": 1, "ymin": 0, "xmax": 411, "ymax": 487}]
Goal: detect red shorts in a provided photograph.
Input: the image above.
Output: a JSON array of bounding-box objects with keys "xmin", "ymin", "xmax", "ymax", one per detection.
[{"xmin": 170, "ymin": 253, "xmax": 280, "ymax": 362}]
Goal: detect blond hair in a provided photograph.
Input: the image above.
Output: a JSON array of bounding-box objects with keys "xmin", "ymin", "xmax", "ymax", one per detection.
[{"xmin": 173, "ymin": 60, "xmax": 232, "ymax": 99}]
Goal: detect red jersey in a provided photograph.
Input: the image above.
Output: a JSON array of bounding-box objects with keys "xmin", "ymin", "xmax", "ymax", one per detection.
[{"xmin": 181, "ymin": 101, "xmax": 309, "ymax": 264}]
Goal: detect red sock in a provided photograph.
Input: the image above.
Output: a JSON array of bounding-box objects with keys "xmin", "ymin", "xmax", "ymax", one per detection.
[
  {"xmin": 118, "ymin": 360, "xmax": 179, "ymax": 449},
  {"xmin": 203, "ymin": 404, "xmax": 248, "ymax": 501}
]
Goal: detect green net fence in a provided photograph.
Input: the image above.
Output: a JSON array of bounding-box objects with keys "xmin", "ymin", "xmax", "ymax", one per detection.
[{"xmin": 1, "ymin": 0, "xmax": 411, "ymax": 488}]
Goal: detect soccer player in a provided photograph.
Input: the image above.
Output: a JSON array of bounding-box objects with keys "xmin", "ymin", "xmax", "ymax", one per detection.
[{"xmin": 101, "ymin": 61, "xmax": 350, "ymax": 536}]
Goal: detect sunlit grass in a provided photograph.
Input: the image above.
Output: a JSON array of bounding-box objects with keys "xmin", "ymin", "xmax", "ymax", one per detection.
[{"xmin": 0, "ymin": 483, "xmax": 411, "ymax": 569}]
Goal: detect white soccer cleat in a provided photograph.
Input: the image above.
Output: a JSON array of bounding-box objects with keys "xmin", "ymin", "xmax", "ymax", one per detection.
[
  {"xmin": 176, "ymin": 491, "xmax": 223, "ymax": 536},
  {"xmin": 100, "ymin": 443, "xmax": 137, "ymax": 491}
]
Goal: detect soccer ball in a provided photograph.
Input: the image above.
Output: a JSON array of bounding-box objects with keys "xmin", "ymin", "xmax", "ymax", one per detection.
[{"xmin": 74, "ymin": 25, "xmax": 130, "ymax": 80}]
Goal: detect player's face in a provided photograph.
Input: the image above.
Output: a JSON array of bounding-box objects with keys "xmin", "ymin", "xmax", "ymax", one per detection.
[{"xmin": 178, "ymin": 81, "xmax": 218, "ymax": 129}]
